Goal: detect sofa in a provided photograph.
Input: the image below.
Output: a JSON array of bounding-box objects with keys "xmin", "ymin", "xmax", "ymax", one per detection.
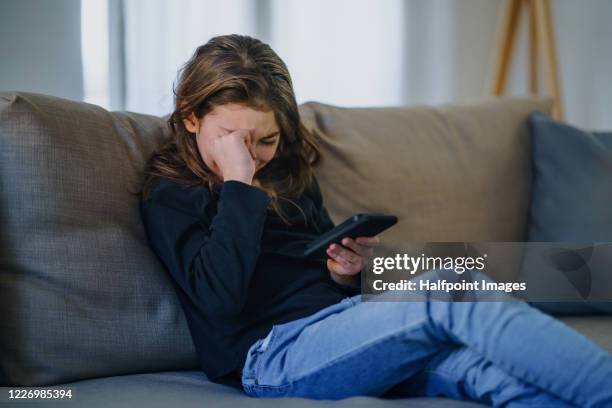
[{"xmin": 1, "ymin": 91, "xmax": 611, "ymax": 407}]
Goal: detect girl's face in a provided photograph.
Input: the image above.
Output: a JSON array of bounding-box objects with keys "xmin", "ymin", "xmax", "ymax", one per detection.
[{"xmin": 183, "ymin": 103, "xmax": 281, "ymax": 179}]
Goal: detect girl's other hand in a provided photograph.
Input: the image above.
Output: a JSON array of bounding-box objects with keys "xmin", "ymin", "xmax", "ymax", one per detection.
[{"xmin": 327, "ymin": 236, "xmax": 381, "ymax": 280}]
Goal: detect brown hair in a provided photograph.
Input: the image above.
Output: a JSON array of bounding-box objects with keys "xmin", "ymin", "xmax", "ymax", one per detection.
[{"xmin": 139, "ymin": 34, "xmax": 321, "ymax": 225}]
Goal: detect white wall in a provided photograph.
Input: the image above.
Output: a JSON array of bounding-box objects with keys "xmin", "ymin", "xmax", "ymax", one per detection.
[
  {"xmin": 0, "ymin": 0, "xmax": 83, "ymax": 101},
  {"xmin": 553, "ymin": 0, "xmax": 612, "ymax": 131},
  {"xmin": 0, "ymin": 0, "xmax": 609, "ymax": 131},
  {"xmin": 400, "ymin": 0, "xmax": 612, "ymax": 131}
]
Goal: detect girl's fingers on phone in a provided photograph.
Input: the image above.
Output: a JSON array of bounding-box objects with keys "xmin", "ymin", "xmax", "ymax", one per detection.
[
  {"xmin": 328, "ymin": 243, "xmax": 356, "ymax": 263},
  {"xmin": 327, "ymin": 253, "xmax": 359, "ymax": 275},
  {"xmin": 326, "ymin": 246, "xmax": 344, "ymax": 265},
  {"xmin": 327, "ymin": 259, "xmax": 351, "ymax": 276},
  {"xmin": 356, "ymin": 236, "xmax": 381, "ymax": 247},
  {"xmin": 327, "ymin": 244, "xmax": 362, "ymax": 272},
  {"xmin": 340, "ymin": 238, "xmax": 368, "ymax": 257},
  {"xmin": 338, "ymin": 238, "xmax": 374, "ymax": 260}
]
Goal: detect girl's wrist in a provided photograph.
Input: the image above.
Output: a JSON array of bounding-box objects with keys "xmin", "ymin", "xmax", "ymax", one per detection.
[{"xmin": 329, "ymin": 270, "xmax": 360, "ymax": 288}]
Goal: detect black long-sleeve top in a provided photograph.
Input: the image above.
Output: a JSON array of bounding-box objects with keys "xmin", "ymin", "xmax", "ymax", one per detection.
[{"xmin": 139, "ymin": 176, "xmax": 361, "ymax": 381}]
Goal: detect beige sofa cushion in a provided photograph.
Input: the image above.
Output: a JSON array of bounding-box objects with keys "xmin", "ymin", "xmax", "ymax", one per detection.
[{"xmin": 301, "ymin": 96, "xmax": 553, "ymax": 280}]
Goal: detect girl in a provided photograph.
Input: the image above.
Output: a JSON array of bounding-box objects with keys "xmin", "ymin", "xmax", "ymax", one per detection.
[{"xmin": 139, "ymin": 34, "xmax": 612, "ymax": 407}]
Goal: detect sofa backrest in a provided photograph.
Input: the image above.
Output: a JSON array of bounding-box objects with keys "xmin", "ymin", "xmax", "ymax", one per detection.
[
  {"xmin": 301, "ymin": 97, "xmax": 553, "ymax": 281},
  {"xmin": 0, "ymin": 92, "xmax": 552, "ymax": 386}
]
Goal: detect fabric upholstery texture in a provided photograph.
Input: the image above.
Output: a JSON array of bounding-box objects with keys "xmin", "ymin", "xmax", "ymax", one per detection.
[
  {"xmin": 0, "ymin": 370, "xmax": 486, "ymax": 408},
  {"xmin": 520, "ymin": 112, "xmax": 612, "ymax": 306},
  {"xmin": 2, "ymin": 313, "xmax": 610, "ymax": 407},
  {"xmin": 300, "ymin": 97, "xmax": 553, "ymax": 281},
  {"xmin": 525, "ymin": 111, "xmax": 612, "ymax": 241},
  {"xmin": 0, "ymin": 93, "xmax": 198, "ymax": 386},
  {"xmin": 7, "ymin": 91, "xmax": 600, "ymax": 405}
]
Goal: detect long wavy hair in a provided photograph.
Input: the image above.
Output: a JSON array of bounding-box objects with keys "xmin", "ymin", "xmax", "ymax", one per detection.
[{"xmin": 139, "ymin": 34, "xmax": 322, "ymax": 225}]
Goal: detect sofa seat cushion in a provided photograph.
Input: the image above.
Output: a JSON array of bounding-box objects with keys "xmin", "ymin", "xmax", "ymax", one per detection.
[
  {"xmin": 11, "ymin": 370, "xmax": 486, "ymax": 408},
  {"xmin": 560, "ymin": 316, "xmax": 612, "ymax": 353}
]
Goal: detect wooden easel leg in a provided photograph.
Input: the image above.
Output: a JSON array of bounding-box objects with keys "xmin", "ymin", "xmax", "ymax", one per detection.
[
  {"xmin": 535, "ymin": 0, "xmax": 564, "ymax": 119},
  {"xmin": 492, "ymin": 0, "xmax": 524, "ymax": 95},
  {"xmin": 528, "ymin": 0, "xmax": 539, "ymax": 94}
]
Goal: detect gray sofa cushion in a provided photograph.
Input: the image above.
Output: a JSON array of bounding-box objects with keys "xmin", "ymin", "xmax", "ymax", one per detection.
[
  {"xmin": 560, "ymin": 316, "xmax": 612, "ymax": 353},
  {"xmin": 520, "ymin": 113, "xmax": 612, "ymax": 306},
  {"xmin": 526, "ymin": 112, "xmax": 612, "ymax": 241},
  {"xmin": 0, "ymin": 92, "xmax": 198, "ymax": 386}
]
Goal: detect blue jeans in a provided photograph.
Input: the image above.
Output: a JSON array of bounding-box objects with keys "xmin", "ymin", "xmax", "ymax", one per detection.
[{"xmin": 241, "ymin": 270, "xmax": 612, "ymax": 407}]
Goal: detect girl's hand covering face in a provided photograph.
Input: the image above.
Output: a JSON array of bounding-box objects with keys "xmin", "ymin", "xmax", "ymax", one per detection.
[
  {"xmin": 183, "ymin": 103, "xmax": 280, "ymax": 185},
  {"xmin": 206, "ymin": 128, "xmax": 257, "ymax": 183},
  {"xmin": 326, "ymin": 236, "xmax": 381, "ymax": 277}
]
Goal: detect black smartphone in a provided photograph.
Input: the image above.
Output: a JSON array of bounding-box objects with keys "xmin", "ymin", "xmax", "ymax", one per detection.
[{"xmin": 303, "ymin": 213, "xmax": 398, "ymax": 258}]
